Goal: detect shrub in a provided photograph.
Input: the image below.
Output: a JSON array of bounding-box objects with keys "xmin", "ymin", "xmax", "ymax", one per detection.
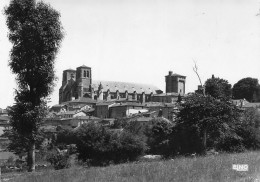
[
  {"xmin": 55, "ymin": 128, "xmax": 77, "ymax": 146},
  {"xmin": 46, "ymin": 150, "xmax": 71, "ymax": 170},
  {"xmin": 146, "ymin": 118, "xmax": 174, "ymax": 157},
  {"xmin": 75, "ymin": 122, "xmax": 146, "ymax": 166},
  {"xmin": 113, "ymin": 131, "xmax": 147, "ymax": 162}
]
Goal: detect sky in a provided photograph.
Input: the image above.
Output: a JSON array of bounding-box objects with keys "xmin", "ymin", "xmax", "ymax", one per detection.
[{"xmin": 0, "ymin": 0, "xmax": 260, "ymax": 108}]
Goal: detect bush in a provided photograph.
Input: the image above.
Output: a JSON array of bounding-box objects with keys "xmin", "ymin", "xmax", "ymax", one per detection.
[
  {"xmin": 237, "ymin": 108, "xmax": 260, "ymax": 150},
  {"xmin": 75, "ymin": 122, "xmax": 146, "ymax": 166},
  {"xmin": 46, "ymin": 150, "xmax": 71, "ymax": 170},
  {"xmin": 55, "ymin": 128, "xmax": 77, "ymax": 146},
  {"xmin": 216, "ymin": 133, "xmax": 245, "ymax": 152},
  {"xmin": 146, "ymin": 118, "xmax": 174, "ymax": 157},
  {"xmin": 112, "ymin": 131, "xmax": 147, "ymax": 163}
]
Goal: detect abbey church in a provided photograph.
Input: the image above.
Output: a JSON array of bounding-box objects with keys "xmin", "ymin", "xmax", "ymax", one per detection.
[{"xmin": 59, "ymin": 65, "xmax": 186, "ymax": 104}]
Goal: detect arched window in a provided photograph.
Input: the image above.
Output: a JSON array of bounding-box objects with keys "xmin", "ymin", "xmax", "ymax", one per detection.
[
  {"xmin": 87, "ymin": 70, "xmax": 89, "ymax": 78},
  {"xmin": 83, "ymin": 70, "xmax": 86, "ymax": 77}
]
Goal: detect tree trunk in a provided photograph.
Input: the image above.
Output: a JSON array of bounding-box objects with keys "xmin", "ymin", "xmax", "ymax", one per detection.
[
  {"xmin": 202, "ymin": 129, "xmax": 207, "ymax": 154},
  {"xmin": 27, "ymin": 142, "xmax": 36, "ymax": 172}
]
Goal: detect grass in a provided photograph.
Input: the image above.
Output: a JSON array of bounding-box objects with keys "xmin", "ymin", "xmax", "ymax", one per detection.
[{"xmin": 3, "ymin": 151, "xmax": 260, "ymax": 182}]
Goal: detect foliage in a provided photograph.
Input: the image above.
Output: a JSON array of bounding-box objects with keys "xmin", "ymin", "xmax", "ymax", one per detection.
[
  {"xmin": 235, "ymin": 108, "xmax": 260, "ymax": 150},
  {"xmin": 111, "ymin": 118, "xmax": 129, "ymax": 129},
  {"xmin": 3, "ymin": 128, "xmax": 44, "ymax": 156},
  {"xmin": 5, "ymin": 102, "xmax": 46, "ymax": 155},
  {"xmin": 4, "ymin": 0, "xmax": 64, "ymax": 171},
  {"xmin": 204, "ymin": 76, "xmax": 232, "ymax": 100},
  {"xmin": 146, "ymin": 118, "xmax": 174, "ymax": 156},
  {"xmin": 47, "ymin": 150, "xmax": 71, "ymax": 170},
  {"xmin": 232, "ymin": 77, "xmax": 260, "ymax": 102},
  {"xmin": 175, "ymin": 93, "xmax": 240, "ymax": 154},
  {"xmin": 75, "ymin": 122, "xmax": 147, "ymax": 166},
  {"xmin": 124, "ymin": 120, "xmax": 147, "ymax": 136},
  {"xmin": 54, "ymin": 128, "xmax": 78, "ymax": 146}
]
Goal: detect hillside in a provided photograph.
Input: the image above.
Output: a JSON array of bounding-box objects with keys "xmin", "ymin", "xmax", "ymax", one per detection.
[{"xmin": 3, "ymin": 151, "xmax": 260, "ymax": 182}]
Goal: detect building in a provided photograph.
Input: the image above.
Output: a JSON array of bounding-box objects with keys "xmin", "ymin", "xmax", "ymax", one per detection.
[
  {"xmin": 109, "ymin": 102, "xmax": 148, "ymax": 118},
  {"xmin": 59, "ymin": 65, "xmax": 162, "ymax": 104},
  {"xmin": 53, "ymin": 66, "xmax": 187, "ymax": 124},
  {"xmin": 150, "ymin": 71, "xmax": 186, "ymax": 103},
  {"xmin": 0, "ymin": 108, "xmax": 8, "ymax": 116},
  {"xmin": 0, "ymin": 115, "xmax": 10, "ymax": 136},
  {"xmin": 59, "ymin": 66, "xmax": 186, "ymax": 104},
  {"xmin": 165, "ymin": 71, "xmax": 186, "ymax": 94}
]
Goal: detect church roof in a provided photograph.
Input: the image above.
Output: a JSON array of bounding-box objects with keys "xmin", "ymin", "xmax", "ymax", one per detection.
[
  {"xmin": 92, "ymin": 80, "xmax": 161, "ymax": 94},
  {"xmin": 77, "ymin": 65, "xmax": 91, "ymax": 69},
  {"xmin": 153, "ymin": 92, "xmax": 180, "ymax": 97},
  {"xmin": 64, "ymin": 69, "xmax": 76, "ymax": 72}
]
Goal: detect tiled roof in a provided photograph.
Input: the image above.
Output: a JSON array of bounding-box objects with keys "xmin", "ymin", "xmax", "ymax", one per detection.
[
  {"xmin": 82, "ymin": 108, "xmax": 95, "ymax": 113},
  {"xmin": 172, "ymin": 73, "xmax": 186, "ymax": 77},
  {"xmin": 64, "ymin": 69, "xmax": 76, "ymax": 72},
  {"xmin": 0, "ymin": 116, "xmax": 10, "ymax": 121},
  {"xmin": 166, "ymin": 73, "xmax": 186, "ymax": 77},
  {"xmin": 57, "ymin": 111, "xmax": 76, "ymax": 115},
  {"xmin": 51, "ymin": 104, "xmax": 66, "ymax": 108},
  {"xmin": 78, "ymin": 65, "xmax": 91, "ymax": 69},
  {"xmin": 96, "ymin": 102, "xmax": 116, "ymax": 106},
  {"xmin": 144, "ymin": 102, "xmax": 177, "ymax": 108},
  {"xmin": 0, "ymin": 108, "xmax": 7, "ymax": 114},
  {"xmin": 74, "ymin": 116, "xmax": 100, "ymax": 120},
  {"xmin": 110, "ymin": 102, "xmax": 145, "ymax": 108},
  {"xmin": 153, "ymin": 92, "xmax": 186, "ymax": 97},
  {"xmin": 243, "ymin": 102, "xmax": 260, "ymax": 108},
  {"xmin": 92, "ymin": 80, "xmax": 161, "ymax": 94},
  {"xmin": 136, "ymin": 117, "xmax": 153, "ymax": 122},
  {"xmin": 144, "ymin": 102, "xmax": 164, "ymax": 107}
]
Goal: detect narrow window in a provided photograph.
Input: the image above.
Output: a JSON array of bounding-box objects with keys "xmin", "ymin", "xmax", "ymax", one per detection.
[
  {"xmin": 84, "ymin": 70, "xmax": 87, "ymax": 77},
  {"xmin": 87, "ymin": 70, "xmax": 89, "ymax": 78}
]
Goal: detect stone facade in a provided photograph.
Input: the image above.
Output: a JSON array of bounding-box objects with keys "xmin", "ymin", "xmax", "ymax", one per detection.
[
  {"xmin": 59, "ymin": 66, "xmax": 186, "ymax": 104},
  {"xmin": 59, "ymin": 65, "xmax": 162, "ymax": 104},
  {"xmin": 165, "ymin": 71, "xmax": 186, "ymax": 94}
]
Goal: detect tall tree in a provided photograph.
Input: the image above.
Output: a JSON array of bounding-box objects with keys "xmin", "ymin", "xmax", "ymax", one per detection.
[
  {"xmin": 232, "ymin": 78, "xmax": 260, "ymax": 102},
  {"xmin": 5, "ymin": 0, "xmax": 64, "ymax": 171},
  {"xmin": 204, "ymin": 75, "xmax": 232, "ymax": 101},
  {"xmin": 176, "ymin": 93, "xmax": 240, "ymax": 154}
]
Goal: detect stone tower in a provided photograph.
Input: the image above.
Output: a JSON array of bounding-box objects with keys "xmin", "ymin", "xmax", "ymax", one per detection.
[
  {"xmin": 165, "ymin": 71, "xmax": 186, "ymax": 95},
  {"xmin": 62, "ymin": 69, "xmax": 76, "ymax": 86},
  {"xmin": 59, "ymin": 69, "xmax": 76, "ymax": 103},
  {"xmin": 76, "ymin": 65, "xmax": 92, "ymax": 98}
]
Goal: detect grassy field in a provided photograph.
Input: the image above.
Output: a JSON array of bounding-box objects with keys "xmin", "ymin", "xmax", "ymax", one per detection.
[{"xmin": 2, "ymin": 151, "xmax": 260, "ymax": 182}]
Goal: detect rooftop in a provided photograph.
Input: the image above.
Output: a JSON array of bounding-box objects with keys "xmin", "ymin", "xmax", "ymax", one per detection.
[
  {"xmin": 110, "ymin": 102, "xmax": 145, "ymax": 108},
  {"xmin": 92, "ymin": 80, "xmax": 161, "ymax": 94},
  {"xmin": 243, "ymin": 102, "xmax": 260, "ymax": 108},
  {"xmin": 64, "ymin": 69, "xmax": 76, "ymax": 72},
  {"xmin": 0, "ymin": 116, "xmax": 10, "ymax": 121},
  {"xmin": 153, "ymin": 92, "xmax": 184, "ymax": 97},
  {"xmin": 77, "ymin": 65, "xmax": 91, "ymax": 69}
]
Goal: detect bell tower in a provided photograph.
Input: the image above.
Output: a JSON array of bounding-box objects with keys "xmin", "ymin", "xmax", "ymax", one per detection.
[{"xmin": 76, "ymin": 65, "xmax": 92, "ymax": 98}]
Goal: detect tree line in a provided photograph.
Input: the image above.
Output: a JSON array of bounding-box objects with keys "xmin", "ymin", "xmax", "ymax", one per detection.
[{"xmin": 201, "ymin": 75, "xmax": 260, "ymax": 102}]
